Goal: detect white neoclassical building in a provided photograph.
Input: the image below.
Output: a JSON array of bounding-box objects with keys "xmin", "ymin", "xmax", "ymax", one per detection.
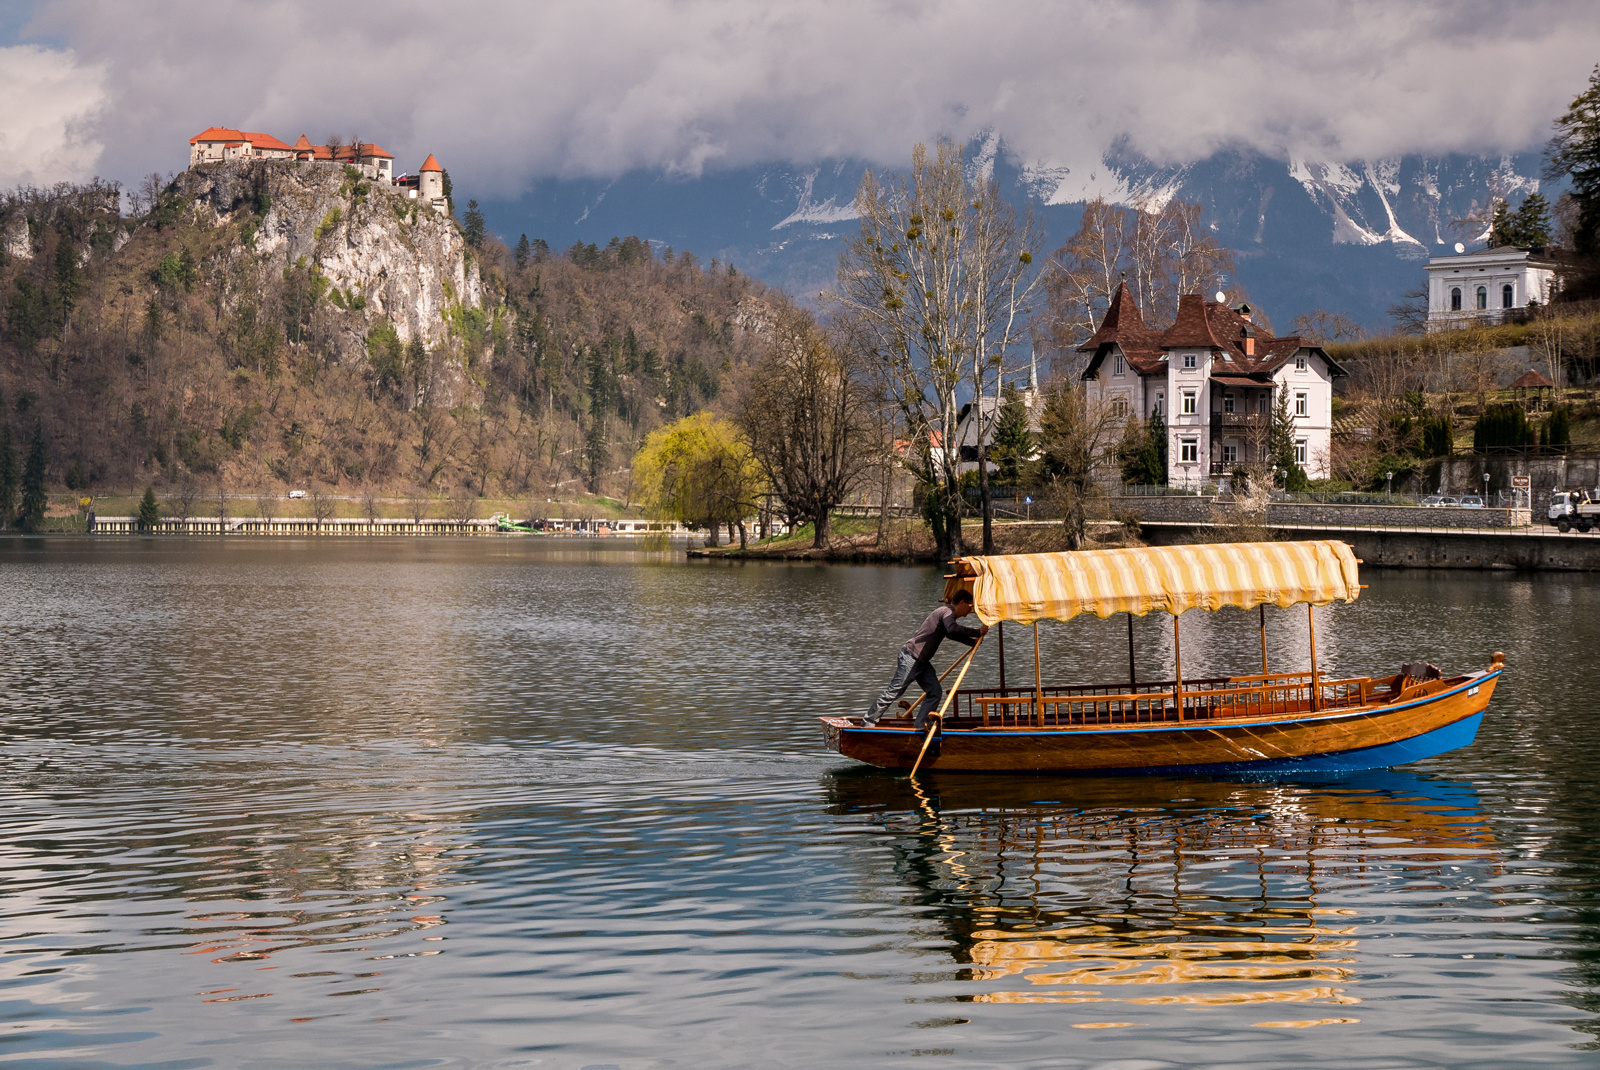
[
  {"xmin": 1080, "ymin": 285, "xmax": 1344, "ymax": 485},
  {"xmin": 1424, "ymin": 246, "xmax": 1559, "ymax": 332}
]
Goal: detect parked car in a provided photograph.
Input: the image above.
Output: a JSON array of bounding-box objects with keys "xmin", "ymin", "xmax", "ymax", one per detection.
[
  {"xmin": 1458, "ymin": 495, "xmax": 1485, "ymax": 508},
  {"xmin": 1420, "ymin": 495, "xmax": 1447, "ymax": 508},
  {"xmin": 287, "ymin": 489, "xmax": 307, "ymax": 499}
]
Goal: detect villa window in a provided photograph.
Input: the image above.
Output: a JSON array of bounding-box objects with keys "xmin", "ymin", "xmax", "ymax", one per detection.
[
  {"xmin": 1180, "ymin": 439, "xmax": 1198, "ymax": 463},
  {"xmin": 1113, "ymin": 354, "xmax": 1125, "ymax": 376},
  {"xmin": 1295, "ymin": 439, "xmax": 1308, "ymax": 465},
  {"xmin": 1183, "ymin": 353, "xmax": 1197, "ymax": 369},
  {"xmin": 1451, "ymin": 287, "xmax": 1462, "ymax": 311},
  {"xmin": 1181, "ymin": 390, "xmax": 1197, "ymax": 415},
  {"xmin": 1295, "ymin": 392, "xmax": 1307, "ymax": 417},
  {"xmin": 1258, "ymin": 395, "xmax": 1269, "ymax": 414},
  {"xmin": 1476, "ymin": 285, "xmax": 1488, "ymax": 310},
  {"xmin": 1502, "ymin": 283, "xmax": 1514, "ymax": 309},
  {"xmin": 1223, "ymin": 444, "xmax": 1238, "ymax": 464},
  {"xmin": 1295, "ymin": 354, "xmax": 1306, "ymax": 371},
  {"xmin": 1223, "ymin": 392, "xmax": 1235, "ymax": 414},
  {"xmin": 1111, "ymin": 397, "xmax": 1129, "ymax": 418},
  {"xmin": 1154, "ymin": 392, "xmax": 1164, "ymax": 415}
]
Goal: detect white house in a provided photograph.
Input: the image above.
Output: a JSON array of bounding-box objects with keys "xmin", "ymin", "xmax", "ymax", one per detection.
[
  {"xmin": 1424, "ymin": 246, "xmax": 1558, "ymax": 332},
  {"xmin": 1080, "ymin": 284, "xmax": 1345, "ymax": 484}
]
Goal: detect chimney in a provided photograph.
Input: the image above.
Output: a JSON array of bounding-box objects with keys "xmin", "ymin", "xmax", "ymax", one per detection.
[{"xmin": 1240, "ymin": 324, "xmax": 1256, "ymax": 358}]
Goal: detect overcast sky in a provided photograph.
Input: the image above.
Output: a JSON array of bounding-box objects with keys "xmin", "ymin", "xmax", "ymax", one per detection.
[{"xmin": 4, "ymin": 0, "xmax": 1599, "ymax": 194}]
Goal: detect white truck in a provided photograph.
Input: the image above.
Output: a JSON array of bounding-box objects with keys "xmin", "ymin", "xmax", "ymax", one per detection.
[{"xmin": 1549, "ymin": 490, "xmax": 1600, "ymax": 532}]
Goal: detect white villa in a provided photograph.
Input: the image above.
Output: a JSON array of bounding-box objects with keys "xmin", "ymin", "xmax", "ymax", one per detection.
[
  {"xmin": 1080, "ymin": 285, "xmax": 1345, "ymax": 484},
  {"xmin": 187, "ymin": 127, "xmax": 449, "ymax": 216},
  {"xmin": 1424, "ymin": 246, "xmax": 1559, "ymax": 332}
]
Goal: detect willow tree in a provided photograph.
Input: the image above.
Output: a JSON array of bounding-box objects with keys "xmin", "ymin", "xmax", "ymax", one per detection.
[
  {"xmin": 832, "ymin": 138, "xmax": 1041, "ymax": 559},
  {"xmin": 738, "ymin": 302, "xmax": 871, "ymax": 548},
  {"xmin": 632, "ymin": 412, "xmax": 764, "ymax": 547}
]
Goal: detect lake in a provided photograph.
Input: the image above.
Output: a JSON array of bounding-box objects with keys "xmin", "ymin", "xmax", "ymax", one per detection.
[{"xmin": 1, "ymin": 537, "xmax": 1598, "ymax": 1068}]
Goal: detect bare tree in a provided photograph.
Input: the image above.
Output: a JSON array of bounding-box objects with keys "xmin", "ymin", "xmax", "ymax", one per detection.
[
  {"xmin": 361, "ymin": 484, "xmax": 381, "ymax": 525},
  {"xmin": 1045, "ymin": 198, "xmax": 1128, "ymax": 348},
  {"xmin": 448, "ymin": 490, "xmax": 478, "ymax": 524},
  {"xmin": 408, "ymin": 489, "xmax": 431, "ymax": 526},
  {"xmin": 831, "ymin": 137, "xmax": 1039, "ymax": 560},
  {"xmin": 1290, "ymin": 310, "xmax": 1366, "ymax": 345},
  {"xmin": 256, "ymin": 488, "xmax": 279, "ymax": 524},
  {"xmin": 738, "ymin": 302, "xmax": 872, "ymax": 548},
  {"xmin": 309, "ymin": 482, "xmax": 335, "ymax": 528},
  {"xmin": 215, "ymin": 480, "xmax": 229, "ymax": 527},
  {"xmin": 174, "ymin": 478, "xmax": 198, "ymax": 524},
  {"xmin": 1035, "ymin": 381, "xmax": 1121, "ymax": 549},
  {"xmin": 1387, "ymin": 286, "xmax": 1430, "ymax": 335}
]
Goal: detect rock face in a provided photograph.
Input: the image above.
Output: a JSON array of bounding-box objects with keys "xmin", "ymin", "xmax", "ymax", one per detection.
[{"xmin": 173, "ymin": 161, "xmax": 481, "ymax": 362}]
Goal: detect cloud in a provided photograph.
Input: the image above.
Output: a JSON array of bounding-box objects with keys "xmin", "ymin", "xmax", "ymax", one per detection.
[
  {"xmin": 0, "ymin": 43, "xmax": 106, "ymax": 187},
  {"xmin": 19, "ymin": 0, "xmax": 1600, "ymax": 196}
]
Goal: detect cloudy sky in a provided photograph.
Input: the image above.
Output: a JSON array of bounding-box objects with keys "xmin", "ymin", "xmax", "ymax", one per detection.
[{"xmin": 4, "ymin": 0, "xmax": 1599, "ymax": 194}]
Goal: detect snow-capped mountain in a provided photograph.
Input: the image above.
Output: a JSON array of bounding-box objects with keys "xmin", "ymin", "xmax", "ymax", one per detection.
[{"xmin": 480, "ymin": 143, "xmax": 1553, "ymax": 331}]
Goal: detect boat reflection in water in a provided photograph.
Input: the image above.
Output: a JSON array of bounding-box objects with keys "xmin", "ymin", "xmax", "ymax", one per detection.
[{"xmin": 824, "ymin": 769, "xmax": 1497, "ymax": 1027}]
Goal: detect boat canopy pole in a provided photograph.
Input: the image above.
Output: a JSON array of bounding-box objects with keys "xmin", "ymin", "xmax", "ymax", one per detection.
[
  {"xmin": 998, "ymin": 621, "xmax": 1006, "ymax": 691},
  {"xmin": 1127, "ymin": 614, "xmax": 1136, "ymax": 686},
  {"xmin": 1033, "ymin": 622, "xmax": 1043, "ymax": 727},
  {"xmin": 1308, "ymin": 604, "xmax": 1320, "ymax": 712},
  {"xmin": 1173, "ymin": 614, "xmax": 1184, "ymax": 720},
  {"xmin": 1260, "ymin": 604, "xmax": 1269, "ymax": 675}
]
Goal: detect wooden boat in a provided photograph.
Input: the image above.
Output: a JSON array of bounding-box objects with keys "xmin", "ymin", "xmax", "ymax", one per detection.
[{"xmin": 822, "ymin": 540, "xmax": 1502, "ymax": 775}]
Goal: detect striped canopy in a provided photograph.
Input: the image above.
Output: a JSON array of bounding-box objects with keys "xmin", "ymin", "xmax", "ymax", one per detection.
[{"xmin": 944, "ymin": 540, "xmax": 1361, "ymax": 626}]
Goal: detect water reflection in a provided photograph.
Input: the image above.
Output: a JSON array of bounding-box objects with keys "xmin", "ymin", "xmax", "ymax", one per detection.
[{"xmin": 828, "ymin": 770, "xmax": 1497, "ymax": 1024}]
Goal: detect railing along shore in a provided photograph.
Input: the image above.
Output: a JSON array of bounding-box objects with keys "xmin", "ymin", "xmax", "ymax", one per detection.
[{"xmin": 86, "ymin": 516, "xmax": 692, "ymax": 536}]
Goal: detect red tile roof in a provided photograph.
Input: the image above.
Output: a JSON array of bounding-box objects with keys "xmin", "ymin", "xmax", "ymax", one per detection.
[
  {"xmin": 191, "ymin": 126, "xmax": 245, "ymax": 143},
  {"xmin": 1160, "ymin": 294, "xmax": 1224, "ymax": 350},
  {"xmin": 241, "ymin": 131, "xmax": 293, "ymax": 153},
  {"xmin": 1075, "ymin": 282, "xmax": 1166, "ymax": 375},
  {"xmin": 1510, "ymin": 369, "xmax": 1555, "ymax": 389},
  {"xmin": 292, "ymin": 134, "xmax": 314, "ymax": 152},
  {"xmin": 419, "ymin": 154, "xmax": 443, "ymax": 172}
]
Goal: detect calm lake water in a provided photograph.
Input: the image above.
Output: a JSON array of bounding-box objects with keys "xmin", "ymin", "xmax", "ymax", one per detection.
[{"xmin": 2, "ymin": 537, "xmax": 1598, "ymax": 1069}]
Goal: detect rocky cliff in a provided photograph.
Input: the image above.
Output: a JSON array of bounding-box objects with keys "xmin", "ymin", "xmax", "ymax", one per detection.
[{"xmin": 174, "ymin": 160, "xmax": 481, "ymax": 364}]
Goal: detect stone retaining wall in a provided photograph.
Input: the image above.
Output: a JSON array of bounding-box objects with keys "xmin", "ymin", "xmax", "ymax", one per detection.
[{"xmin": 1102, "ymin": 496, "xmax": 1531, "ymax": 529}]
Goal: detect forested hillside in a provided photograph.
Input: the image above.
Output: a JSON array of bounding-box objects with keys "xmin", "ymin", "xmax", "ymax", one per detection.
[{"xmin": 0, "ymin": 168, "xmax": 776, "ymax": 506}]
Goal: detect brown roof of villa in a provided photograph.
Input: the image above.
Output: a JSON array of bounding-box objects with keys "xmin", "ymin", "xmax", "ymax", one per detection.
[{"xmin": 1160, "ymin": 293, "xmax": 1224, "ymax": 350}]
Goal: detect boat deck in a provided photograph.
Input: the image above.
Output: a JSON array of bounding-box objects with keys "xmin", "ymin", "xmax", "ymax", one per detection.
[{"xmin": 878, "ymin": 670, "xmax": 1464, "ymax": 732}]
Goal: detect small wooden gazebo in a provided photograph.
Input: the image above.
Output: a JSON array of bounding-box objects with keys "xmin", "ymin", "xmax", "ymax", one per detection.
[{"xmin": 1509, "ymin": 368, "xmax": 1555, "ymax": 410}]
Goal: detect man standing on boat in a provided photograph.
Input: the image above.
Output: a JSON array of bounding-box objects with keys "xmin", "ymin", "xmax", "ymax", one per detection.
[{"xmin": 864, "ymin": 590, "xmax": 988, "ymax": 729}]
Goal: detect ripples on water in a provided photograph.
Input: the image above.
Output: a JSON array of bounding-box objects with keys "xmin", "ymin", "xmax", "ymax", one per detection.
[{"xmin": 2, "ymin": 538, "xmax": 1599, "ymax": 1068}]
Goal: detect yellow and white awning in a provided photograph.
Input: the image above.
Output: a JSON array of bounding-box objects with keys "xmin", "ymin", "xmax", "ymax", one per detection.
[{"xmin": 944, "ymin": 541, "xmax": 1361, "ymax": 626}]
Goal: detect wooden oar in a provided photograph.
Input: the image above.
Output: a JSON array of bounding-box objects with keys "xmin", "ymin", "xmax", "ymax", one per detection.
[{"xmin": 909, "ymin": 634, "xmax": 986, "ymax": 778}]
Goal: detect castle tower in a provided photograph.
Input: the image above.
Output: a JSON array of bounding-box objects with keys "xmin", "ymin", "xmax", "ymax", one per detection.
[{"xmin": 418, "ymin": 154, "xmax": 445, "ymax": 214}]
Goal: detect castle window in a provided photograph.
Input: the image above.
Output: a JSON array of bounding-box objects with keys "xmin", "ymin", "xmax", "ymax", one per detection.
[
  {"xmin": 1476, "ymin": 285, "xmax": 1488, "ymax": 310},
  {"xmin": 1502, "ymin": 283, "xmax": 1514, "ymax": 308},
  {"xmin": 1451, "ymin": 287, "xmax": 1462, "ymax": 311}
]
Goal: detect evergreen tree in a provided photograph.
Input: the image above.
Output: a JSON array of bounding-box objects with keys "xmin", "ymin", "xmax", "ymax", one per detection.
[
  {"xmin": 1421, "ymin": 414, "xmax": 1454, "ymax": 457},
  {"xmin": 514, "ymin": 233, "xmax": 531, "ymax": 268},
  {"xmin": 990, "ymin": 386, "xmax": 1034, "ymax": 485},
  {"xmin": 1489, "ymin": 193, "xmax": 1553, "ymax": 249},
  {"xmin": 1545, "ymin": 404, "xmax": 1572, "ymax": 449},
  {"xmin": 1116, "ymin": 414, "xmax": 1148, "ymax": 485},
  {"xmin": 0, "ymin": 418, "xmax": 17, "ymax": 528},
  {"xmin": 463, "ymin": 200, "xmax": 485, "ymax": 249},
  {"xmin": 1545, "ymin": 63, "xmax": 1600, "ymax": 258},
  {"xmin": 1268, "ymin": 388, "xmax": 1308, "ymax": 490},
  {"xmin": 18, "ymin": 424, "xmax": 47, "ymax": 532},
  {"xmin": 1145, "ymin": 408, "xmax": 1168, "ymax": 485},
  {"xmin": 137, "ymin": 486, "xmax": 161, "ymax": 531}
]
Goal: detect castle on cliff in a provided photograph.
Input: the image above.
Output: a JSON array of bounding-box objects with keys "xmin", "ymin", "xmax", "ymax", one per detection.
[{"xmin": 187, "ymin": 127, "xmax": 449, "ymax": 216}]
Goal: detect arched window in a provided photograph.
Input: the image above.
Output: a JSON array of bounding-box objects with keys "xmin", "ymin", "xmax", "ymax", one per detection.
[
  {"xmin": 1476, "ymin": 286, "xmax": 1488, "ymax": 310},
  {"xmin": 1502, "ymin": 283, "xmax": 1514, "ymax": 308},
  {"xmin": 1451, "ymin": 287, "xmax": 1462, "ymax": 311}
]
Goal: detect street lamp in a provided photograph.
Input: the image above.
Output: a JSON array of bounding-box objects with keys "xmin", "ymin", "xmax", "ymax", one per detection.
[
  {"xmin": 1385, "ymin": 471, "xmax": 1393, "ymax": 502},
  {"xmin": 1483, "ymin": 471, "xmax": 1491, "ymax": 504}
]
